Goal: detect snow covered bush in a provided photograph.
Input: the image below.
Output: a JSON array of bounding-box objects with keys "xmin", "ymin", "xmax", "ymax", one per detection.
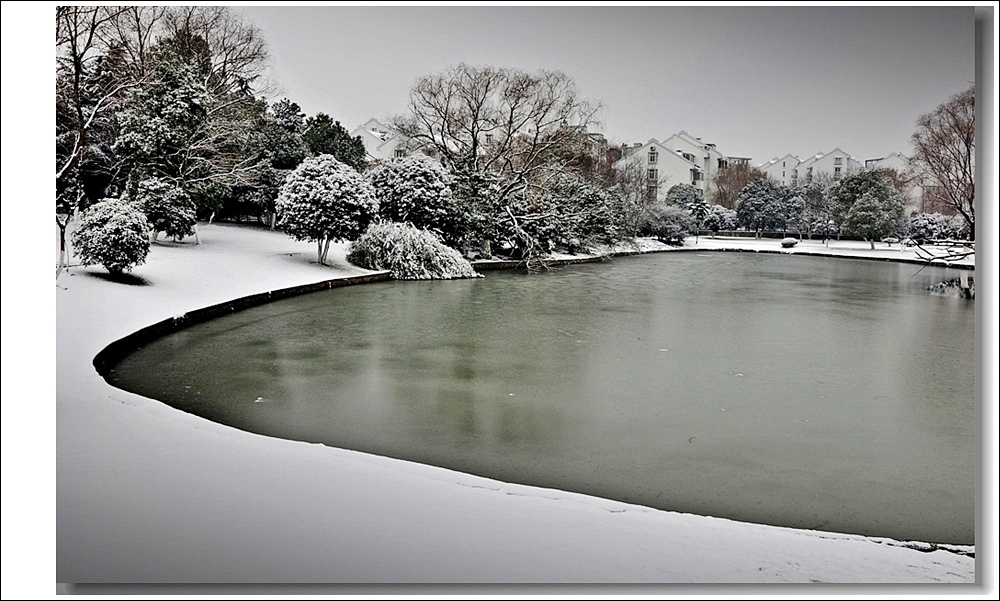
[
  {"xmin": 131, "ymin": 177, "xmax": 197, "ymax": 241},
  {"xmin": 905, "ymin": 212, "xmax": 966, "ymax": 242},
  {"xmin": 781, "ymin": 237, "xmax": 799, "ymax": 248},
  {"xmin": 71, "ymin": 198, "xmax": 151, "ymax": 275},
  {"xmin": 703, "ymin": 204, "xmax": 737, "ymax": 236},
  {"xmin": 664, "ymin": 183, "xmax": 702, "ymax": 207},
  {"xmin": 276, "ymin": 154, "xmax": 379, "ymax": 265},
  {"xmin": 346, "ymin": 221, "xmax": 481, "ymax": 280},
  {"xmin": 508, "ymin": 174, "xmax": 621, "ymax": 256},
  {"xmin": 641, "ymin": 204, "xmax": 694, "ymax": 245},
  {"xmin": 841, "ymin": 187, "xmax": 905, "ymax": 250},
  {"xmin": 736, "ymin": 179, "xmax": 787, "ymax": 237},
  {"xmin": 367, "ymin": 155, "xmax": 465, "ymax": 247}
]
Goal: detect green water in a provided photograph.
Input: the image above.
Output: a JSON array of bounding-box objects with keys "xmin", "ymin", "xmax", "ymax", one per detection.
[{"xmin": 110, "ymin": 253, "xmax": 976, "ymax": 544}]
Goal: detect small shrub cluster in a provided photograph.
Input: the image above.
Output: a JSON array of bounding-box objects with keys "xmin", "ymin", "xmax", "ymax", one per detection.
[
  {"xmin": 132, "ymin": 177, "xmax": 197, "ymax": 241},
  {"xmin": 367, "ymin": 155, "xmax": 465, "ymax": 246},
  {"xmin": 347, "ymin": 221, "xmax": 481, "ymax": 280},
  {"xmin": 781, "ymin": 237, "xmax": 799, "ymax": 248},
  {"xmin": 71, "ymin": 198, "xmax": 151, "ymax": 274},
  {"xmin": 641, "ymin": 204, "xmax": 694, "ymax": 245},
  {"xmin": 905, "ymin": 212, "xmax": 968, "ymax": 242}
]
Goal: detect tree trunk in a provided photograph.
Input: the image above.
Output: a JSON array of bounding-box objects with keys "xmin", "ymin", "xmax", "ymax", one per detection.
[
  {"xmin": 269, "ymin": 212, "xmax": 276, "ymax": 230},
  {"xmin": 320, "ymin": 238, "xmax": 332, "ymax": 265},
  {"xmin": 208, "ymin": 211, "xmax": 216, "ymax": 225},
  {"xmin": 317, "ymin": 239, "xmax": 324, "ymax": 264},
  {"xmin": 869, "ymin": 240, "xmax": 875, "ymax": 250},
  {"xmin": 57, "ymin": 216, "xmax": 69, "ymax": 275},
  {"xmin": 194, "ymin": 223, "xmax": 201, "ymax": 245}
]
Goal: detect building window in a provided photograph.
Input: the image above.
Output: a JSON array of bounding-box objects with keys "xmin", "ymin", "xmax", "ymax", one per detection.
[
  {"xmin": 646, "ymin": 184, "xmax": 658, "ymax": 201},
  {"xmin": 834, "ymin": 157, "xmax": 843, "ymax": 166},
  {"xmin": 691, "ymin": 169, "xmax": 701, "ymax": 182},
  {"xmin": 647, "ymin": 168, "xmax": 658, "ymax": 181},
  {"xmin": 394, "ymin": 148, "xmax": 405, "ymax": 158},
  {"xmin": 485, "ymin": 133, "xmax": 494, "ymax": 144},
  {"xmin": 648, "ymin": 149, "xmax": 658, "ymax": 164},
  {"xmin": 718, "ymin": 159, "xmax": 728, "ymax": 169},
  {"xmin": 834, "ymin": 166, "xmax": 842, "ymax": 179}
]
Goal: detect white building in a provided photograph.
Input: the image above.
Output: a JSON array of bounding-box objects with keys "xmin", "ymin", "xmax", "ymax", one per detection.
[
  {"xmin": 791, "ymin": 148, "xmax": 862, "ymax": 186},
  {"xmin": 758, "ymin": 154, "xmax": 801, "ymax": 187},
  {"xmin": 616, "ymin": 139, "xmax": 705, "ymax": 202},
  {"xmin": 661, "ymin": 131, "xmax": 751, "ymax": 202},
  {"xmin": 350, "ymin": 118, "xmax": 407, "ymax": 164}
]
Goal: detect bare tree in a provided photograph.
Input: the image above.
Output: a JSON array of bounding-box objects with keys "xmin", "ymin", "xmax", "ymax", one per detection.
[
  {"xmin": 96, "ymin": 5, "xmax": 166, "ymax": 81},
  {"xmin": 162, "ymin": 6, "xmax": 274, "ymax": 99},
  {"xmin": 391, "ymin": 63, "xmax": 602, "ymax": 206},
  {"xmin": 909, "ymin": 86, "xmax": 975, "ymax": 239},
  {"xmin": 709, "ymin": 162, "xmax": 768, "ymax": 209}
]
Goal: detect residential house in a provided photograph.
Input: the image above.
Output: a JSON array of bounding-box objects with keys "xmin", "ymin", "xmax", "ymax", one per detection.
[
  {"xmin": 793, "ymin": 148, "xmax": 862, "ymax": 185},
  {"xmin": 758, "ymin": 154, "xmax": 801, "ymax": 187},
  {"xmin": 662, "ymin": 131, "xmax": 751, "ymax": 202},
  {"xmin": 350, "ymin": 118, "xmax": 407, "ymax": 164},
  {"xmin": 616, "ymin": 139, "xmax": 705, "ymax": 202}
]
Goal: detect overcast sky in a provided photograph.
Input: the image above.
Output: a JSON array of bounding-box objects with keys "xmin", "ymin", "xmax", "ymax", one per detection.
[{"xmin": 239, "ymin": 5, "xmax": 975, "ymax": 166}]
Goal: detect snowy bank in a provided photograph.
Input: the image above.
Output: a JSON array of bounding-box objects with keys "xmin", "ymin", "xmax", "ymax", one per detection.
[{"xmin": 54, "ymin": 223, "xmax": 978, "ymax": 586}]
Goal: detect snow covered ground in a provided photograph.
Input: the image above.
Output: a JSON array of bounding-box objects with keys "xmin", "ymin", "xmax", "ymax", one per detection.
[{"xmin": 28, "ymin": 223, "xmax": 996, "ymax": 592}]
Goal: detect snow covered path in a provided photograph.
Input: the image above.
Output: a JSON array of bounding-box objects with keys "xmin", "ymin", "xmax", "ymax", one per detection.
[{"xmin": 50, "ymin": 223, "xmax": 981, "ymax": 586}]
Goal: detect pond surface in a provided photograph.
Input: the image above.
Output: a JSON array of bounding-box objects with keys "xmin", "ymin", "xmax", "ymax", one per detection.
[{"xmin": 109, "ymin": 252, "xmax": 976, "ymax": 544}]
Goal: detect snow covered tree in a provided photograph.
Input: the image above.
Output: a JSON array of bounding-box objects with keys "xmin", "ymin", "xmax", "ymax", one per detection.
[
  {"xmin": 347, "ymin": 222, "xmax": 480, "ymax": 280},
  {"xmin": 641, "ymin": 204, "xmax": 694, "ymax": 245},
  {"xmin": 114, "ymin": 24, "xmax": 269, "ymax": 206},
  {"xmin": 829, "ymin": 170, "xmax": 906, "ymax": 246},
  {"xmin": 702, "ymin": 204, "xmax": 736, "ymax": 237},
  {"xmin": 777, "ymin": 192, "xmax": 805, "ymax": 235},
  {"xmin": 841, "ymin": 187, "xmax": 905, "ymax": 249},
  {"xmin": 790, "ymin": 182, "xmax": 833, "ymax": 239},
  {"xmin": 450, "ymin": 162, "xmax": 505, "ymax": 256},
  {"xmin": 904, "ymin": 212, "xmax": 967, "ymax": 242},
  {"xmin": 269, "ymin": 98, "xmax": 306, "ymax": 135},
  {"xmin": 909, "ymin": 86, "xmax": 975, "ymax": 239},
  {"xmin": 367, "ymin": 155, "xmax": 464, "ymax": 246},
  {"xmin": 303, "ymin": 113, "xmax": 368, "ymax": 172},
  {"xmin": 216, "ymin": 98, "xmax": 309, "ymax": 227},
  {"xmin": 687, "ymin": 198, "xmax": 709, "ymax": 242},
  {"xmin": 829, "ymin": 171, "xmax": 888, "ymax": 227},
  {"xmin": 131, "ymin": 177, "xmax": 197, "ymax": 241},
  {"xmin": 71, "ymin": 198, "xmax": 151, "ymax": 275},
  {"xmin": 276, "ymin": 154, "xmax": 379, "ymax": 265},
  {"xmin": 664, "ymin": 183, "xmax": 702, "ymax": 208},
  {"xmin": 56, "ymin": 7, "xmax": 142, "ymax": 274},
  {"xmin": 736, "ymin": 178, "xmax": 786, "ymax": 237}
]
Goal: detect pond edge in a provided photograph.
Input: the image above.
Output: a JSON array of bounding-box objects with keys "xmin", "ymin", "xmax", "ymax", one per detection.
[{"xmin": 94, "ymin": 245, "xmax": 972, "ymax": 378}]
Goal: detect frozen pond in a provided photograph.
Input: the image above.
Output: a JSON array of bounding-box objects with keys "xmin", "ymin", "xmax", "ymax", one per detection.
[{"xmin": 109, "ymin": 252, "xmax": 975, "ymax": 544}]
